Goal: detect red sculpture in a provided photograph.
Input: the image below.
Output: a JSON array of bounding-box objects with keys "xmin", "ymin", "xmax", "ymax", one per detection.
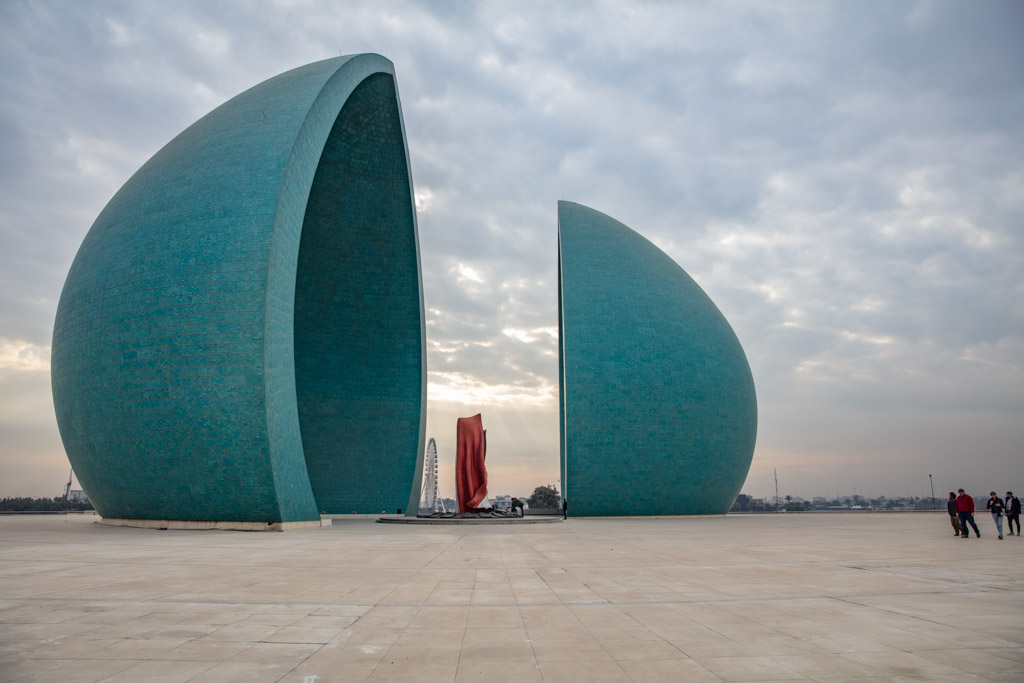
[{"xmin": 456, "ymin": 414, "xmax": 488, "ymax": 513}]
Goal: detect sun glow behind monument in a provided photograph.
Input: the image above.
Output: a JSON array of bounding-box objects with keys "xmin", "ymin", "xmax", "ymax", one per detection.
[{"xmin": 427, "ymin": 372, "xmax": 556, "ymax": 406}]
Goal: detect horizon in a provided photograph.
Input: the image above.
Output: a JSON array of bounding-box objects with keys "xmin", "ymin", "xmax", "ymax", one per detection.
[{"xmin": 17, "ymin": 458, "xmax": 1005, "ymax": 509}]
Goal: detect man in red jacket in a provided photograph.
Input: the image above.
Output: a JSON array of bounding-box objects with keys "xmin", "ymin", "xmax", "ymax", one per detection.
[{"xmin": 956, "ymin": 489, "xmax": 981, "ymax": 538}]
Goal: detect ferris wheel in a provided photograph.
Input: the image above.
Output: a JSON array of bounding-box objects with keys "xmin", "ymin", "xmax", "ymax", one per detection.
[{"xmin": 420, "ymin": 438, "xmax": 441, "ymax": 512}]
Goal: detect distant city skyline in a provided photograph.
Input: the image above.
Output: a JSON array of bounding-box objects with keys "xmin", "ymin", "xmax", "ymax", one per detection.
[
  {"xmin": 420, "ymin": 447, "xmax": 992, "ymax": 508},
  {"xmin": 1, "ymin": 2, "xmax": 1021, "ymax": 502}
]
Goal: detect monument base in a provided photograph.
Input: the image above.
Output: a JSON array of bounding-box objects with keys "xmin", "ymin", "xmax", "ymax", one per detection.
[{"xmin": 98, "ymin": 517, "xmax": 330, "ymax": 532}]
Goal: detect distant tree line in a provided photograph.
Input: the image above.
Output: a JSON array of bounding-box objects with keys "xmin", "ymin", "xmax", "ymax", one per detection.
[
  {"xmin": 436, "ymin": 487, "xmax": 561, "ymax": 512},
  {"xmin": 730, "ymin": 493, "xmax": 956, "ymax": 513},
  {"xmin": 0, "ymin": 497, "xmax": 94, "ymax": 512},
  {"xmin": 527, "ymin": 485, "xmax": 560, "ymax": 509},
  {"xmin": 731, "ymin": 494, "xmax": 777, "ymax": 512}
]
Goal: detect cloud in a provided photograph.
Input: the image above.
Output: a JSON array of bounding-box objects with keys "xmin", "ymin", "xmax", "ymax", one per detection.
[
  {"xmin": 0, "ymin": 339, "xmax": 49, "ymax": 372},
  {"xmin": 0, "ymin": 0, "xmax": 1021, "ymax": 501}
]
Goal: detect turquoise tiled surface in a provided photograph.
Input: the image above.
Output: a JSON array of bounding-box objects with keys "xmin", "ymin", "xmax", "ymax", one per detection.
[
  {"xmin": 51, "ymin": 55, "xmax": 425, "ymax": 522},
  {"xmin": 295, "ymin": 72, "xmax": 425, "ymax": 514},
  {"xmin": 558, "ymin": 201, "xmax": 757, "ymax": 516}
]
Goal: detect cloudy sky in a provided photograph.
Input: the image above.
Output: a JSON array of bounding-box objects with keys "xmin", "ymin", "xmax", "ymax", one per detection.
[{"xmin": 1, "ymin": 1, "xmax": 1021, "ymax": 503}]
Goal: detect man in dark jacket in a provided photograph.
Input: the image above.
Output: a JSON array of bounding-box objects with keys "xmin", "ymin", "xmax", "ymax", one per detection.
[
  {"xmin": 987, "ymin": 492, "xmax": 1005, "ymax": 539},
  {"xmin": 956, "ymin": 489, "xmax": 981, "ymax": 538},
  {"xmin": 1005, "ymin": 492, "xmax": 1021, "ymax": 536},
  {"xmin": 946, "ymin": 492, "xmax": 962, "ymax": 537}
]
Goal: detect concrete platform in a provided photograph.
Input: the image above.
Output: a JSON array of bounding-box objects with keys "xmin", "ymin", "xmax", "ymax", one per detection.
[
  {"xmin": 380, "ymin": 515, "xmax": 562, "ymax": 525},
  {"xmin": 1, "ymin": 513, "xmax": 1021, "ymax": 682}
]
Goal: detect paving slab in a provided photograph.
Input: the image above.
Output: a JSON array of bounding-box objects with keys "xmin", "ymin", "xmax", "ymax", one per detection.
[{"xmin": 0, "ymin": 513, "xmax": 1021, "ymax": 682}]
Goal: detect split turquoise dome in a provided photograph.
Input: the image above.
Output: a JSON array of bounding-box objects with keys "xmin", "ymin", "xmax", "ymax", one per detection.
[
  {"xmin": 558, "ymin": 202, "xmax": 757, "ymax": 515},
  {"xmin": 52, "ymin": 56, "xmax": 756, "ymax": 523},
  {"xmin": 51, "ymin": 55, "xmax": 426, "ymax": 522}
]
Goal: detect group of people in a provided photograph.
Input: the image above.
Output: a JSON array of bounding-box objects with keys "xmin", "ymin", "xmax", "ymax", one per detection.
[
  {"xmin": 947, "ymin": 489, "xmax": 1021, "ymax": 539},
  {"xmin": 506, "ymin": 498, "xmax": 567, "ymax": 519}
]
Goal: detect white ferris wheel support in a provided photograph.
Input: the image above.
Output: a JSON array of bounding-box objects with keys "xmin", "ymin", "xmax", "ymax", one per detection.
[{"xmin": 421, "ymin": 438, "xmax": 439, "ymax": 512}]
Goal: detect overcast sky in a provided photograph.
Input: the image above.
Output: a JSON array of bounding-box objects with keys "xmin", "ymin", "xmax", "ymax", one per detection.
[{"xmin": 1, "ymin": 0, "xmax": 1021, "ymax": 503}]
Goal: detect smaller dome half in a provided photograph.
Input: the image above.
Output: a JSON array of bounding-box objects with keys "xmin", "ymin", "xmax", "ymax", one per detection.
[{"xmin": 558, "ymin": 201, "xmax": 757, "ymax": 515}]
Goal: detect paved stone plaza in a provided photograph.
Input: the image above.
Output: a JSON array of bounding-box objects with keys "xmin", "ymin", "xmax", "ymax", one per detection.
[{"xmin": 1, "ymin": 513, "xmax": 1021, "ymax": 682}]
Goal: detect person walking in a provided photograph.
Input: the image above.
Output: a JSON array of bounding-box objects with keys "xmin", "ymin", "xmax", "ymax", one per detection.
[
  {"xmin": 1005, "ymin": 492, "xmax": 1021, "ymax": 536},
  {"xmin": 986, "ymin": 491, "xmax": 1005, "ymax": 539},
  {"xmin": 956, "ymin": 489, "xmax": 980, "ymax": 538},
  {"xmin": 946, "ymin": 492, "xmax": 962, "ymax": 537}
]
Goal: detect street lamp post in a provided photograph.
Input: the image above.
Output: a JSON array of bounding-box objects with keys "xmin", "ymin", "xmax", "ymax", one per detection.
[{"xmin": 929, "ymin": 474, "xmax": 935, "ymax": 510}]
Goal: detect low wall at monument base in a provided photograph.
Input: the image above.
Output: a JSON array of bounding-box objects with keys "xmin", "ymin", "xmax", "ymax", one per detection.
[
  {"xmin": 579, "ymin": 514, "xmax": 728, "ymax": 519},
  {"xmin": 98, "ymin": 518, "xmax": 331, "ymax": 532}
]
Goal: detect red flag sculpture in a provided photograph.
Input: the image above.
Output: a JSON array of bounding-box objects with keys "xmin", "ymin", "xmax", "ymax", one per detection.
[{"xmin": 456, "ymin": 414, "xmax": 488, "ymax": 513}]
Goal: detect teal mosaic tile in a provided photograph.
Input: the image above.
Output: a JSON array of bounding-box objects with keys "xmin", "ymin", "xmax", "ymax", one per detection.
[
  {"xmin": 558, "ymin": 201, "xmax": 757, "ymax": 516},
  {"xmin": 51, "ymin": 55, "xmax": 426, "ymax": 523}
]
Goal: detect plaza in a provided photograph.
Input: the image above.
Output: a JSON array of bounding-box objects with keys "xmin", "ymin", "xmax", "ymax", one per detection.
[{"xmin": 1, "ymin": 513, "xmax": 1021, "ymax": 682}]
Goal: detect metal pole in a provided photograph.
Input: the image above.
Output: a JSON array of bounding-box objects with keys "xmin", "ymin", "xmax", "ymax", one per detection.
[{"xmin": 929, "ymin": 474, "xmax": 935, "ymax": 510}]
